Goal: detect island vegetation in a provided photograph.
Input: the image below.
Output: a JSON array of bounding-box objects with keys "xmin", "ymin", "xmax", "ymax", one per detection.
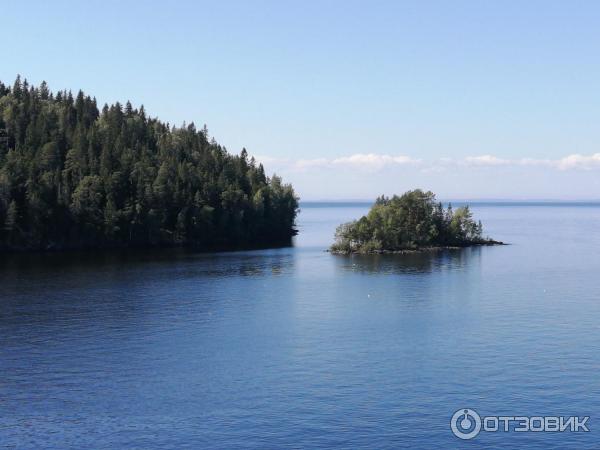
[
  {"xmin": 331, "ymin": 190, "xmax": 502, "ymax": 254},
  {"xmin": 0, "ymin": 76, "xmax": 298, "ymax": 251}
]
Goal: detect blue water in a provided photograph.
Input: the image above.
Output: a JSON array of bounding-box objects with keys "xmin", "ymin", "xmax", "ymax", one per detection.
[{"xmin": 1, "ymin": 203, "xmax": 599, "ymax": 449}]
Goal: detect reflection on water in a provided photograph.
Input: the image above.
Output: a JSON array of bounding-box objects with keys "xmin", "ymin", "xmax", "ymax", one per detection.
[
  {"xmin": 0, "ymin": 247, "xmax": 294, "ymax": 285},
  {"xmin": 334, "ymin": 247, "xmax": 481, "ymax": 274}
]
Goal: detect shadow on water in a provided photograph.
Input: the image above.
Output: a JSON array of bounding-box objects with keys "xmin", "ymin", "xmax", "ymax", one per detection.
[
  {"xmin": 333, "ymin": 247, "xmax": 482, "ymax": 275},
  {"xmin": 0, "ymin": 247, "xmax": 296, "ymax": 305},
  {"xmin": 0, "ymin": 247, "xmax": 296, "ymax": 333}
]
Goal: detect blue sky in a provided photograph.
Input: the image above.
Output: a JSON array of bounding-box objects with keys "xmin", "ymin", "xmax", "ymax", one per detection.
[{"xmin": 2, "ymin": 0, "xmax": 600, "ymax": 199}]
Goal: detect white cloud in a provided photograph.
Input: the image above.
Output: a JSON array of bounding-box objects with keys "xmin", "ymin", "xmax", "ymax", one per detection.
[
  {"xmin": 253, "ymin": 152, "xmax": 600, "ymax": 173},
  {"xmin": 294, "ymin": 158, "xmax": 330, "ymax": 169},
  {"xmin": 331, "ymin": 153, "xmax": 420, "ymax": 170},
  {"xmin": 464, "ymin": 155, "xmax": 512, "ymax": 166},
  {"xmin": 462, "ymin": 153, "xmax": 600, "ymax": 170},
  {"xmin": 554, "ymin": 153, "xmax": 600, "ymax": 170},
  {"xmin": 262, "ymin": 153, "xmax": 421, "ymax": 172}
]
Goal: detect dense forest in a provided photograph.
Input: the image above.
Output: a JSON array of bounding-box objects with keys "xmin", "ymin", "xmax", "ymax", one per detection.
[
  {"xmin": 331, "ymin": 190, "xmax": 500, "ymax": 253},
  {"xmin": 0, "ymin": 76, "xmax": 298, "ymax": 251}
]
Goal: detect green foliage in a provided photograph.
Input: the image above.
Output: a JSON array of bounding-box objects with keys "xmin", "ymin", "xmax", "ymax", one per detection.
[
  {"xmin": 331, "ymin": 190, "xmax": 491, "ymax": 253},
  {"xmin": 0, "ymin": 77, "xmax": 299, "ymax": 251}
]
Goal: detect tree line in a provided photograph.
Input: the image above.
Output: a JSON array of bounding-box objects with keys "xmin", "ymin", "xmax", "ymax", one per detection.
[
  {"xmin": 331, "ymin": 190, "xmax": 497, "ymax": 253},
  {"xmin": 0, "ymin": 76, "xmax": 298, "ymax": 251}
]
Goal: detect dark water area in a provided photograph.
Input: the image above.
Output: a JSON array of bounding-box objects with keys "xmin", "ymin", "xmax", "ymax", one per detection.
[{"xmin": 1, "ymin": 203, "xmax": 600, "ymax": 448}]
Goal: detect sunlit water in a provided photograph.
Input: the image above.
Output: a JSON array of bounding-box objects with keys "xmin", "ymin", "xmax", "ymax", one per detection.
[{"xmin": 1, "ymin": 203, "xmax": 600, "ymax": 449}]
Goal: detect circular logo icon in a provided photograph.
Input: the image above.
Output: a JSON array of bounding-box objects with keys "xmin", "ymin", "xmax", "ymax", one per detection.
[{"xmin": 451, "ymin": 408, "xmax": 481, "ymax": 440}]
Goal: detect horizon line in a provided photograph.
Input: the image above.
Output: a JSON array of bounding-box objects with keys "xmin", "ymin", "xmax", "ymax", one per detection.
[{"xmin": 300, "ymin": 198, "xmax": 600, "ymax": 203}]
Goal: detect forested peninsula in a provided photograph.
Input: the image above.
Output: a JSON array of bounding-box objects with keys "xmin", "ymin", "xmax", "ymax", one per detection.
[
  {"xmin": 0, "ymin": 77, "xmax": 298, "ymax": 251},
  {"xmin": 331, "ymin": 190, "xmax": 503, "ymax": 254}
]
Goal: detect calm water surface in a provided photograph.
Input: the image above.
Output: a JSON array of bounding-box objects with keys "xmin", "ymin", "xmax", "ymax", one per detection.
[{"xmin": 1, "ymin": 203, "xmax": 600, "ymax": 449}]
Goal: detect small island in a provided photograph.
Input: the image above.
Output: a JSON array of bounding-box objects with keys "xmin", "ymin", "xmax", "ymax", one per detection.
[{"xmin": 330, "ymin": 190, "xmax": 503, "ymax": 254}]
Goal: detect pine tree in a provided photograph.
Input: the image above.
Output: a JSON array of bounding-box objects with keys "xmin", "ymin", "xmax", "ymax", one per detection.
[
  {"xmin": 4, "ymin": 200, "xmax": 18, "ymax": 232},
  {"xmin": 0, "ymin": 77, "xmax": 298, "ymax": 250}
]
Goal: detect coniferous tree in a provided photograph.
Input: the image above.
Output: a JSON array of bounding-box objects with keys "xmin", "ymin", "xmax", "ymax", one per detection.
[{"xmin": 0, "ymin": 77, "xmax": 298, "ymax": 251}]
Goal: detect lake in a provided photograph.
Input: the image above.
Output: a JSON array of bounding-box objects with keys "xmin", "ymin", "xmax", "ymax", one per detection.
[{"xmin": 1, "ymin": 202, "xmax": 599, "ymax": 449}]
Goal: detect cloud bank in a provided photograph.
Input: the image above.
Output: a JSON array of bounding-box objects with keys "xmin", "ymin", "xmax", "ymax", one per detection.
[
  {"xmin": 292, "ymin": 153, "xmax": 421, "ymax": 171},
  {"xmin": 462, "ymin": 153, "xmax": 600, "ymax": 170},
  {"xmin": 255, "ymin": 152, "xmax": 600, "ymax": 172}
]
